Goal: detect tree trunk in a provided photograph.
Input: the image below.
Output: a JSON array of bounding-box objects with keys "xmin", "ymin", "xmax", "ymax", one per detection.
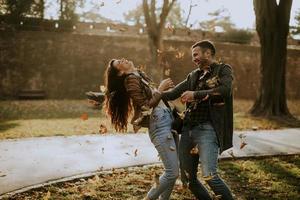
[
  {"xmin": 143, "ymin": 0, "xmax": 175, "ymax": 82},
  {"xmin": 251, "ymin": 0, "xmax": 295, "ymax": 120}
]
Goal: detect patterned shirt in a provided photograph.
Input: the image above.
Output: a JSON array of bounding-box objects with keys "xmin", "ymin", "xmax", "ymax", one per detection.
[{"xmin": 185, "ymin": 68, "xmax": 213, "ymax": 126}]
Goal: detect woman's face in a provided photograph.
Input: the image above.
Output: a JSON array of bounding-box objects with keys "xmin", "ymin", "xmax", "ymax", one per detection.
[{"xmin": 112, "ymin": 58, "xmax": 134, "ymax": 75}]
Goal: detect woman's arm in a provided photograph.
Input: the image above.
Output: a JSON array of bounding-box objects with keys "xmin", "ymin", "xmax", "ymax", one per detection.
[{"xmin": 124, "ymin": 75, "xmax": 162, "ymax": 108}]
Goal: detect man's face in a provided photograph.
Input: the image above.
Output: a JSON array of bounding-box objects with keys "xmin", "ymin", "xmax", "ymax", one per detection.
[{"xmin": 192, "ymin": 46, "xmax": 212, "ymax": 67}]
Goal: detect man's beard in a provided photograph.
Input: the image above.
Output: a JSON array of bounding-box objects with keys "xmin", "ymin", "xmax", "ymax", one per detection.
[{"xmin": 198, "ymin": 58, "xmax": 210, "ymax": 69}]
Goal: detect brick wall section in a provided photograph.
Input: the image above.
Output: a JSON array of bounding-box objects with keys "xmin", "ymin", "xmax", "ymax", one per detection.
[{"xmin": 0, "ymin": 31, "xmax": 299, "ymax": 99}]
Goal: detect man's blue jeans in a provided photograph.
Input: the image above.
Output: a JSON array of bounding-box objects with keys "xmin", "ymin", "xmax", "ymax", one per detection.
[
  {"xmin": 147, "ymin": 105, "xmax": 179, "ymax": 200},
  {"xmin": 179, "ymin": 122, "xmax": 234, "ymax": 200}
]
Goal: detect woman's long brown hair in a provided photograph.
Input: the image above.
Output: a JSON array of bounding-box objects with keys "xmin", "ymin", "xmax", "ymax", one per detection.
[{"xmin": 103, "ymin": 59, "xmax": 132, "ymax": 132}]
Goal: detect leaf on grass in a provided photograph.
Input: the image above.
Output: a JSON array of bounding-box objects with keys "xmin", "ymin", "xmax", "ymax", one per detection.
[
  {"xmin": 80, "ymin": 113, "xmax": 88, "ymax": 120},
  {"xmin": 42, "ymin": 191, "xmax": 51, "ymax": 200},
  {"xmin": 99, "ymin": 124, "xmax": 108, "ymax": 134},
  {"xmin": 134, "ymin": 149, "xmax": 138, "ymax": 157}
]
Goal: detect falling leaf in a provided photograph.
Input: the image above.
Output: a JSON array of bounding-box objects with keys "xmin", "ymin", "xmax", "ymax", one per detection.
[
  {"xmin": 240, "ymin": 141, "xmax": 247, "ymax": 149},
  {"xmin": 190, "ymin": 145, "xmax": 199, "ymax": 155},
  {"xmin": 203, "ymin": 175, "xmax": 214, "ymax": 181},
  {"xmin": 157, "ymin": 154, "xmax": 161, "ymax": 161},
  {"xmin": 134, "ymin": 149, "xmax": 138, "ymax": 157},
  {"xmin": 100, "ymin": 85, "xmax": 106, "ymax": 92},
  {"xmin": 167, "ymin": 133, "xmax": 172, "ymax": 139},
  {"xmin": 43, "ymin": 191, "xmax": 51, "ymax": 200},
  {"xmin": 119, "ymin": 27, "xmax": 127, "ymax": 32},
  {"xmin": 157, "ymin": 49, "xmax": 163, "ymax": 55},
  {"xmin": 175, "ymin": 51, "xmax": 185, "ymax": 59},
  {"xmin": 214, "ymin": 194, "xmax": 222, "ymax": 200},
  {"xmin": 99, "ymin": 124, "xmax": 108, "ymax": 134},
  {"xmin": 164, "ymin": 69, "xmax": 170, "ymax": 76},
  {"xmin": 169, "ymin": 146, "xmax": 176, "ymax": 151},
  {"xmin": 80, "ymin": 113, "xmax": 88, "ymax": 120},
  {"xmin": 166, "ymin": 23, "xmax": 174, "ymax": 32}
]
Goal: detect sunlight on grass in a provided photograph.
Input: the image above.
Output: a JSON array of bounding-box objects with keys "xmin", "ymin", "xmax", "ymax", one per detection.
[{"xmin": 0, "ymin": 99, "xmax": 299, "ymax": 140}]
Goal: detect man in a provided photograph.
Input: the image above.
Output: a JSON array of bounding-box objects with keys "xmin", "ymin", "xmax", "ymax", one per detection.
[{"xmin": 163, "ymin": 40, "xmax": 234, "ymax": 200}]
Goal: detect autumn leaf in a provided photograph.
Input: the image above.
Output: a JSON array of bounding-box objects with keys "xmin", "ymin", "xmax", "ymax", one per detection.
[
  {"xmin": 166, "ymin": 23, "xmax": 174, "ymax": 32},
  {"xmin": 240, "ymin": 141, "xmax": 247, "ymax": 149},
  {"xmin": 43, "ymin": 191, "xmax": 51, "ymax": 200},
  {"xmin": 80, "ymin": 113, "xmax": 88, "ymax": 120},
  {"xmin": 190, "ymin": 145, "xmax": 199, "ymax": 155},
  {"xmin": 169, "ymin": 146, "xmax": 176, "ymax": 151},
  {"xmin": 99, "ymin": 124, "xmax": 108, "ymax": 134},
  {"xmin": 164, "ymin": 69, "xmax": 171, "ymax": 76},
  {"xmin": 134, "ymin": 149, "xmax": 138, "ymax": 157},
  {"xmin": 175, "ymin": 51, "xmax": 185, "ymax": 59},
  {"xmin": 157, "ymin": 49, "xmax": 163, "ymax": 55}
]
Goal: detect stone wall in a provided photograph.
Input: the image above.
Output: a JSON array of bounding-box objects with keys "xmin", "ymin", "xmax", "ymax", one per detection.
[{"xmin": 0, "ymin": 30, "xmax": 299, "ymax": 99}]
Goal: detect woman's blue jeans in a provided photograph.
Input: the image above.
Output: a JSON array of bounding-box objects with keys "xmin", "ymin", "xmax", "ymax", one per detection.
[
  {"xmin": 179, "ymin": 122, "xmax": 234, "ymax": 200},
  {"xmin": 147, "ymin": 105, "xmax": 179, "ymax": 200}
]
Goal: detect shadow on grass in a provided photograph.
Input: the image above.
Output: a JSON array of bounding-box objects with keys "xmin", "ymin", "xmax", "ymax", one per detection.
[
  {"xmin": 0, "ymin": 120, "xmax": 20, "ymax": 132},
  {"xmin": 219, "ymin": 155, "xmax": 300, "ymax": 200},
  {"xmin": 219, "ymin": 161, "xmax": 269, "ymax": 200}
]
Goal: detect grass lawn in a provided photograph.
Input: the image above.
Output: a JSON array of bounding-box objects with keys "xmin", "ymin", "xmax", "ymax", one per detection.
[
  {"xmin": 3, "ymin": 155, "xmax": 299, "ymax": 200},
  {"xmin": 0, "ymin": 99, "xmax": 299, "ymax": 140}
]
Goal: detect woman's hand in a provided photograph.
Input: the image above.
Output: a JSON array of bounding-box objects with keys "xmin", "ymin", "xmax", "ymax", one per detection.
[{"xmin": 158, "ymin": 78, "xmax": 174, "ymax": 92}]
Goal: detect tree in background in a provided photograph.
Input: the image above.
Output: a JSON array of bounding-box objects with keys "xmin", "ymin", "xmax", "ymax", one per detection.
[
  {"xmin": 142, "ymin": 0, "xmax": 176, "ymax": 81},
  {"xmin": 4, "ymin": 0, "xmax": 45, "ymax": 22},
  {"xmin": 199, "ymin": 8, "xmax": 235, "ymax": 32},
  {"xmin": 291, "ymin": 8, "xmax": 300, "ymax": 36},
  {"xmin": 125, "ymin": 2, "xmax": 183, "ymax": 28},
  {"xmin": 251, "ymin": 0, "xmax": 298, "ymax": 122}
]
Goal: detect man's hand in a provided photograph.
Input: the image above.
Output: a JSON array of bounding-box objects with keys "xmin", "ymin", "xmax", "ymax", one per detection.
[{"xmin": 181, "ymin": 91, "xmax": 195, "ymax": 103}]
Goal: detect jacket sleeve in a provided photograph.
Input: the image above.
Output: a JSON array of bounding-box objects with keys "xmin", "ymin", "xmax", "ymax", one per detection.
[
  {"xmin": 194, "ymin": 64, "xmax": 233, "ymax": 100},
  {"xmin": 162, "ymin": 75, "xmax": 189, "ymax": 101},
  {"xmin": 124, "ymin": 75, "xmax": 162, "ymax": 108}
]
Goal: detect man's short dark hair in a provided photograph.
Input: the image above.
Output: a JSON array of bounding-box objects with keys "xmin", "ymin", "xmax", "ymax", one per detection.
[{"xmin": 192, "ymin": 40, "xmax": 216, "ymax": 56}]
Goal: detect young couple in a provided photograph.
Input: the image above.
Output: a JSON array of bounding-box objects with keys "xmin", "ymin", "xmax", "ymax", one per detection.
[{"xmin": 104, "ymin": 40, "xmax": 234, "ymax": 200}]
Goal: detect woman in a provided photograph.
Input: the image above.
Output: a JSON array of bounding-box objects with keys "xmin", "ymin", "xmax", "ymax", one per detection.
[{"xmin": 104, "ymin": 58, "xmax": 179, "ymax": 200}]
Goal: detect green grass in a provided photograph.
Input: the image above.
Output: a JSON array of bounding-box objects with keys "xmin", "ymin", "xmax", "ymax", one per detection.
[
  {"xmin": 3, "ymin": 155, "xmax": 299, "ymax": 200},
  {"xmin": 0, "ymin": 100, "xmax": 299, "ymax": 140}
]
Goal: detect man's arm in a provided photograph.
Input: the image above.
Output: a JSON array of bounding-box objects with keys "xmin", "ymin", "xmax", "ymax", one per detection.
[
  {"xmin": 162, "ymin": 78, "xmax": 189, "ymax": 101},
  {"xmin": 194, "ymin": 64, "xmax": 233, "ymax": 100}
]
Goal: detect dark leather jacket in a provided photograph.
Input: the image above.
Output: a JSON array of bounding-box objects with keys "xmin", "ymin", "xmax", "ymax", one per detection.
[
  {"xmin": 163, "ymin": 63, "xmax": 234, "ymax": 153},
  {"xmin": 124, "ymin": 71, "xmax": 162, "ymax": 132}
]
